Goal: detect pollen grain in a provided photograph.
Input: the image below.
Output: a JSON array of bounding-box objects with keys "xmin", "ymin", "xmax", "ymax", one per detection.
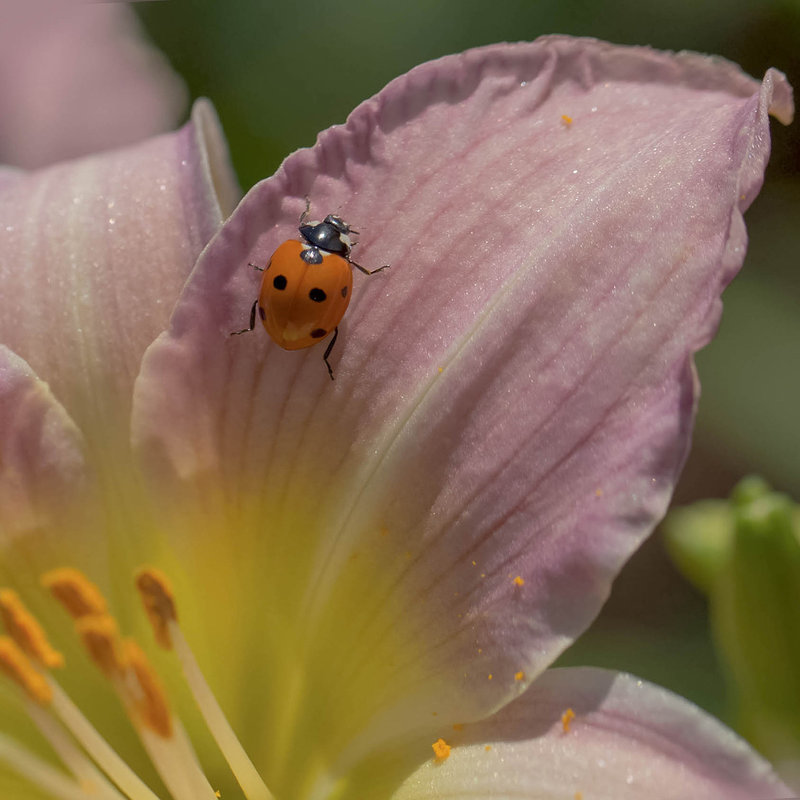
[
  {"xmin": 432, "ymin": 738, "xmax": 451, "ymax": 763},
  {"xmin": 561, "ymin": 707, "xmax": 576, "ymax": 733}
]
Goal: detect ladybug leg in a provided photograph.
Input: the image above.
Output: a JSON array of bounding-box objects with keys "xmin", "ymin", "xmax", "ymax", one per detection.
[
  {"xmin": 247, "ymin": 262, "xmax": 265, "ymax": 272},
  {"xmin": 350, "ymin": 259, "xmax": 390, "ymax": 276},
  {"xmin": 322, "ymin": 327, "xmax": 339, "ymax": 381},
  {"xmin": 230, "ymin": 299, "xmax": 259, "ymax": 336},
  {"xmin": 299, "ymin": 196, "xmax": 311, "ymax": 225}
]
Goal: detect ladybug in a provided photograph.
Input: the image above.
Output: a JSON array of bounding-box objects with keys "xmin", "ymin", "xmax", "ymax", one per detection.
[{"xmin": 231, "ymin": 202, "xmax": 389, "ymax": 379}]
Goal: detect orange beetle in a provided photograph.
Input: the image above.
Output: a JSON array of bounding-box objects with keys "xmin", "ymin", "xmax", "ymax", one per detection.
[{"xmin": 232, "ymin": 203, "xmax": 389, "ymax": 379}]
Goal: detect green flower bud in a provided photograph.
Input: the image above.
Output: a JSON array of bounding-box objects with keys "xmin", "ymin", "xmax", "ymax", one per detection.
[{"xmin": 666, "ymin": 478, "xmax": 800, "ymax": 777}]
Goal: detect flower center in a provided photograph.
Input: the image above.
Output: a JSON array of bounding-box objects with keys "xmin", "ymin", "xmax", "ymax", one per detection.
[{"xmin": 0, "ymin": 568, "xmax": 274, "ymax": 800}]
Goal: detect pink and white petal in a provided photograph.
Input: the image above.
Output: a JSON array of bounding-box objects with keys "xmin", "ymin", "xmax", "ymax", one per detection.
[
  {"xmin": 0, "ymin": 168, "xmax": 23, "ymax": 192},
  {"xmin": 0, "ymin": 346, "xmax": 104, "ymax": 583},
  {"xmin": 391, "ymin": 668, "xmax": 794, "ymax": 800},
  {"xmin": 131, "ymin": 38, "xmax": 792, "ymax": 781},
  {"xmin": 0, "ymin": 99, "xmax": 238, "ymax": 461},
  {"xmin": 0, "ymin": 0, "xmax": 186, "ymax": 168}
]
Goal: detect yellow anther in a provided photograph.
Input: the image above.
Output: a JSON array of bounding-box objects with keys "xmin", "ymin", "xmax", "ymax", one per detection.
[
  {"xmin": 123, "ymin": 640, "xmax": 173, "ymax": 739},
  {"xmin": 76, "ymin": 614, "xmax": 124, "ymax": 678},
  {"xmin": 42, "ymin": 568, "xmax": 108, "ymax": 619},
  {"xmin": 135, "ymin": 568, "xmax": 177, "ymax": 650},
  {"xmin": 0, "ymin": 637, "xmax": 52, "ymax": 704},
  {"xmin": 432, "ymin": 738, "xmax": 451, "ymax": 763},
  {"xmin": 513, "ymin": 576, "xmax": 525, "ymax": 586},
  {"xmin": 514, "ymin": 670, "xmax": 525, "ymax": 681},
  {"xmin": 0, "ymin": 589, "xmax": 63, "ymax": 669}
]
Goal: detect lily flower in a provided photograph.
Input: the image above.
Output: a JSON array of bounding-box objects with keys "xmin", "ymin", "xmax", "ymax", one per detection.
[{"xmin": 0, "ymin": 35, "xmax": 795, "ymax": 800}]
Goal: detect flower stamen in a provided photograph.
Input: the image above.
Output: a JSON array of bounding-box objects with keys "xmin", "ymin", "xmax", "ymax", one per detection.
[
  {"xmin": 1, "ymin": 567, "xmax": 277, "ymax": 800},
  {"xmin": 41, "ymin": 568, "xmax": 108, "ymax": 618},
  {"xmin": 48, "ymin": 680, "xmax": 162, "ymax": 800},
  {"xmin": 44, "ymin": 568, "xmax": 219, "ymax": 800},
  {"xmin": 136, "ymin": 567, "xmax": 275, "ymax": 800},
  {"xmin": 0, "ymin": 608, "xmax": 160, "ymax": 799},
  {"xmin": 0, "ymin": 732, "xmax": 104, "ymax": 800},
  {"xmin": 0, "ymin": 636, "xmax": 52, "ymax": 704},
  {"xmin": 0, "ymin": 588, "xmax": 64, "ymax": 669},
  {"xmin": 0, "ymin": 648, "xmax": 119, "ymax": 795},
  {"xmin": 25, "ymin": 701, "xmax": 124, "ymax": 800}
]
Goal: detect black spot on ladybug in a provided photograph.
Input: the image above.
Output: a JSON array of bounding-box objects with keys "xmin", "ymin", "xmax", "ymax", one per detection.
[
  {"xmin": 341, "ymin": 286, "xmax": 348, "ymax": 298},
  {"xmin": 311, "ymin": 328, "xmax": 327, "ymax": 339},
  {"xmin": 309, "ymin": 288, "xmax": 327, "ymax": 303},
  {"xmin": 258, "ymin": 305, "xmax": 266, "ymax": 321},
  {"xmin": 273, "ymin": 275, "xmax": 288, "ymax": 290}
]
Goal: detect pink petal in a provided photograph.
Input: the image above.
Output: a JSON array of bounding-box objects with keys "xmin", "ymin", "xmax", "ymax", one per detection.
[
  {"xmin": 0, "ymin": 100, "xmax": 238, "ymax": 453},
  {"xmin": 391, "ymin": 668, "xmax": 794, "ymax": 799},
  {"xmin": 0, "ymin": 346, "xmax": 101, "ymax": 576},
  {"xmin": 0, "ymin": 0, "xmax": 186, "ymax": 168},
  {"xmin": 131, "ymin": 38, "xmax": 792, "ymax": 770}
]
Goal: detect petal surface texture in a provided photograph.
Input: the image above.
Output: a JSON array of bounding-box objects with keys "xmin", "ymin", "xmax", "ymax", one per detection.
[
  {"xmin": 391, "ymin": 667, "xmax": 795, "ymax": 800},
  {"xmin": 0, "ymin": 346, "xmax": 93, "ymax": 555},
  {"xmin": 0, "ymin": 99, "xmax": 240, "ymax": 799},
  {"xmin": 0, "ymin": 0, "xmax": 186, "ymax": 168},
  {"xmin": 0, "ymin": 100, "xmax": 236, "ymax": 495},
  {"xmin": 131, "ymin": 38, "xmax": 792, "ymax": 791}
]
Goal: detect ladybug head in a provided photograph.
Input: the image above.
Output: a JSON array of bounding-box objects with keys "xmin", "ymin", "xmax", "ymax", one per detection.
[{"xmin": 299, "ymin": 214, "xmax": 353, "ymax": 256}]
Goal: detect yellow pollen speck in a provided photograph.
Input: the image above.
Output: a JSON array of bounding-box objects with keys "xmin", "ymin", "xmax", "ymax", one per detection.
[
  {"xmin": 487, "ymin": 673, "xmax": 493, "ymax": 681},
  {"xmin": 452, "ymin": 723, "xmax": 464, "ymax": 732},
  {"xmin": 562, "ymin": 707, "xmax": 576, "ymax": 733},
  {"xmin": 0, "ymin": 588, "xmax": 64, "ymax": 669},
  {"xmin": 561, "ymin": 114, "xmax": 573, "ymax": 126},
  {"xmin": 514, "ymin": 671, "xmax": 525, "ymax": 681},
  {"xmin": 575, "ymin": 792, "xmax": 583, "ymax": 800},
  {"xmin": 124, "ymin": 640, "xmax": 173, "ymax": 738},
  {"xmin": 0, "ymin": 637, "xmax": 52, "ymax": 704},
  {"xmin": 480, "ymin": 573, "xmax": 486, "ymax": 578},
  {"xmin": 42, "ymin": 568, "xmax": 108, "ymax": 619},
  {"xmin": 484, "ymin": 745, "xmax": 492, "ymax": 751},
  {"xmin": 135, "ymin": 567, "xmax": 177, "ymax": 650},
  {"xmin": 76, "ymin": 614, "xmax": 124, "ymax": 678},
  {"xmin": 477, "ymin": 648, "xmax": 482, "ymax": 654},
  {"xmin": 471, "ymin": 560, "xmax": 476, "ymax": 566},
  {"xmin": 513, "ymin": 576, "xmax": 524, "ymax": 586},
  {"xmin": 438, "ymin": 366, "xmax": 443, "ymax": 374},
  {"xmin": 432, "ymin": 738, "xmax": 451, "ymax": 762},
  {"xmin": 595, "ymin": 487, "xmax": 603, "ymax": 497}
]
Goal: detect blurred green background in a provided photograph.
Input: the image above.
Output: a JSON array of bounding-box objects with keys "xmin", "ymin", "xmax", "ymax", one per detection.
[{"xmin": 135, "ymin": 0, "xmax": 799, "ymax": 733}]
